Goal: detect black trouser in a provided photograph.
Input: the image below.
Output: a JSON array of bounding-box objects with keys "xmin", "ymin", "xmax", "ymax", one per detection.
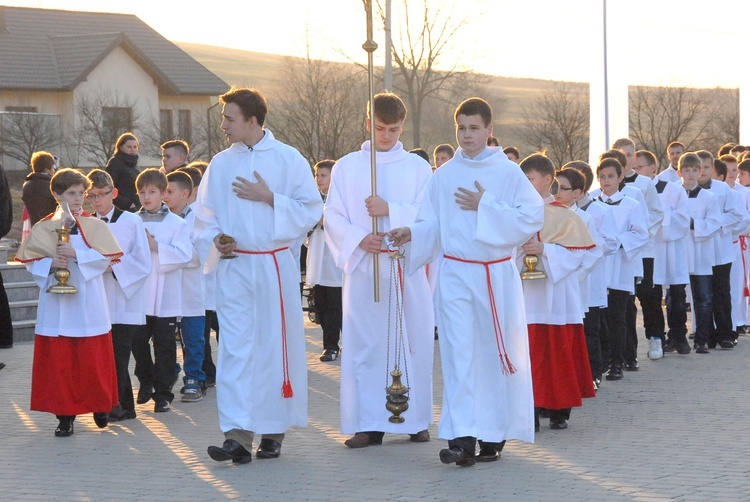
[
  {"xmin": 112, "ymin": 324, "xmax": 139, "ymax": 413},
  {"xmin": 709, "ymin": 263, "xmax": 734, "ymax": 345},
  {"xmin": 313, "ymin": 285, "xmax": 342, "ymax": 352},
  {"xmin": 583, "ymin": 306, "xmax": 604, "ymax": 380},
  {"xmin": 0, "ymin": 272, "xmax": 12, "ymax": 347},
  {"xmin": 665, "ymin": 284, "xmax": 688, "ymax": 341},
  {"xmin": 132, "ymin": 316, "xmax": 177, "ymax": 403},
  {"xmin": 606, "ymin": 289, "xmax": 630, "ymax": 367},
  {"xmin": 634, "ymin": 258, "xmax": 666, "ymax": 340},
  {"xmin": 202, "ymin": 310, "xmax": 219, "ymax": 382}
]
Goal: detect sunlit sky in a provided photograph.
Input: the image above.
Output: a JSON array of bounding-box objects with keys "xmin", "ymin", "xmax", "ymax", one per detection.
[{"xmin": 4, "ymin": 0, "xmax": 749, "ymax": 88}]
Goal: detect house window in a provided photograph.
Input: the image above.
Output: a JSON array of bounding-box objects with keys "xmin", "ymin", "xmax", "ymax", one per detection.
[
  {"xmin": 5, "ymin": 106, "xmax": 38, "ymax": 112},
  {"xmin": 102, "ymin": 107, "xmax": 132, "ymax": 143},
  {"xmin": 160, "ymin": 109, "xmax": 174, "ymax": 143},
  {"xmin": 178, "ymin": 109, "xmax": 191, "ymax": 143}
]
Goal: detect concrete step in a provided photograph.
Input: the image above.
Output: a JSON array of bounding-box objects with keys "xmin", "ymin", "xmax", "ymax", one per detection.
[
  {"xmin": 1, "ymin": 261, "xmax": 33, "ymax": 283},
  {"xmin": 11, "ymin": 319, "xmax": 36, "ymax": 342},
  {"xmin": 4, "ymin": 281, "xmax": 40, "ymax": 301},
  {"xmin": 10, "ymin": 299, "xmax": 38, "ymax": 323}
]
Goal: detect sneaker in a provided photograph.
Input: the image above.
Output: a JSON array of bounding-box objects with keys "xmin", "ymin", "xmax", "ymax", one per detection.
[
  {"xmin": 624, "ymin": 359, "xmax": 639, "ymax": 371},
  {"xmin": 154, "ymin": 401, "xmax": 171, "ymax": 413},
  {"xmin": 647, "ymin": 337, "xmax": 663, "ymax": 360},
  {"xmin": 181, "ymin": 379, "xmax": 206, "ymax": 403},
  {"xmin": 663, "ymin": 339, "xmax": 677, "ymax": 353},
  {"xmin": 320, "ymin": 350, "xmax": 339, "ymax": 362}
]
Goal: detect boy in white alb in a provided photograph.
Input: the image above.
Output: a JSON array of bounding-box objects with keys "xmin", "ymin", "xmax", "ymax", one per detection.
[
  {"xmin": 131, "ymin": 168, "xmax": 192, "ymax": 413},
  {"xmin": 324, "ymin": 93, "xmax": 434, "ymax": 449},
  {"xmin": 679, "ymin": 153, "xmax": 723, "ymax": 353},
  {"xmin": 389, "ymin": 98, "xmax": 544, "ymax": 467},
  {"xmin": 306, "ymin": 160, "xmax": 343, "ymax": 362},
  {"xmin": 86, "ymin": 169, "xmax": 151, "ymax": 421},
  {"xmin": 164, "ymin": 170, "xmax": 207, "ymax": 402},
  {"xmin": 655, "ymin": 141, "xmax": 685, "ymax": 183}
]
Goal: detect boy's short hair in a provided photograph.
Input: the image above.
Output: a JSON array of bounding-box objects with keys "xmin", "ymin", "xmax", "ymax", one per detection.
[
  {"xmin": 176, "ymin": 166, "xmax": 203, "ymax": 189},
  {"xmin": 520, "ymin": 153, "xmax": 555, "ymax": 178},
  {"xmin": 115, "ymin": 132, "xmax": 138, "ymax": 154},
  {"xmin": 713, "ymin": 159, "xmax": 727, "ymax": 179},
  {"xmin": 87, "ymin": 168, "xmax": 114, "ymax": 190},
  {"xmin": 487, "ymin": 136, "xmax": 500, "ymax": 146},
  {"xmin": 136, "ymin": 168, "xmax": 168, "ymax": 192},
  {"xmin": 51, "ymin": 168, "xmax": 90, "ymax": 194},
  {"xmin": 718, "ymin": 142, "xmax": 736, "ymax": 157},
  {"xmin": 636, "ymin": 150, "xmax": 657, "ymax": 167},
  {"xmin": 314, "ymin": 159, "xmax": 335, "ymax": 171},
  {"xmin": 454, "ymin": 97, "xmax": 493, "ymax": 128},
  {"xmin": 695, "ymin": 150, "xmax": 714, "ymax": 163},
  {"xmin": 678, "ymin": 152, "xmax": 701, "ymax": 170},
  {"xmin": 666, "ymin": 141, "xmax": 685, "ymax": 152},
  {"xmin": 562, "ymin": 161, "xmax": 594, "ymax": 192},
  {"xmin": 433, "ymin": 144, "xmax": 455, "ymax": 157},
  {"xmin": 596, "ymin": 158, "xmax": 623, "ymax": 177},
  {"xmin": 555, "ymin": 168, "xmax": 585, "ymax": 192},
  {"xmin": 738, "ymin": 159, "xmax": 750, "ymax": 174},
  {"xmin": 30, "ymin": 151, "xmax": 55, "ymax": 173},
  {"xmin": 161, "ymin": 139, "xmax": 190, "ymax": 157},
  {"xmin": 503, "ymin": 146, "xmax": 520, "ymax": 158},
  {"xmin": 409, "ymin": 148, "xmax": 430, "ymax": 163},
  {"xmin": 166, "ymin": 170, "xmax": 194, "ymax": 194},
  {"xmin": 730, "ymin": 145, "xmax": 747, "ymax": 156},
  {"xmin": 719, "ymin": 154, "xmax": 737, "ymax": 164},
  {"xmin": 599, "ymin": 149, "xmax": 627, "ymax": 169},
  {"xmin": 368, "ymin": 92, "xmax": 407, "ymax": 124},
  {"xmin": 612, "ymin": 137, "xmax": 635, "ymax": 150},
  {"xmin": 220, "ymin": 87, "xmax": 268, "ymax": 126},
  {"xmin": 186, "ymin": 160, "xmax": 209, "ymax": 174}
]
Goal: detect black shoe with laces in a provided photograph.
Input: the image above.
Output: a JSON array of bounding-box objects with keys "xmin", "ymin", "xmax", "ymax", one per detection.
[{"xmin": 319, "ymin": 350, "xmax": 339, "ymax": 362}]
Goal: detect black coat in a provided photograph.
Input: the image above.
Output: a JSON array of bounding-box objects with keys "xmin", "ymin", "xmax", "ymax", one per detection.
[
  {"xmin": 0, "ymin": 164, "xmax": 12, "ymax": 237},
  {"xmin": 21, "ymin": 172, "xmax": 57, "ymax": 226},
  {"xmin": 106, "ymin": 152, "xmax": 140, "ymax": 212}
]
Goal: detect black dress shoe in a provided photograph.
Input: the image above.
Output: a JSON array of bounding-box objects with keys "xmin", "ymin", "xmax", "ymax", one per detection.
[
  {"xmin": 719, "ymin": 340, "xmax": 734, "ymax": 349},
  {"xmin": 344, "ymin": 432, "xmax": 383, "ymax": 448},
  {"xmin": 208, "ymin": 439, "xmax": 252, "ymax": 464},
  {"xmin": 439, "ymin": 446, "xmax": 475, "ymax": 467},
  {"xmin": 55, "ymin": 416, "xmax": 75, "ymax": 437},
  {"xmin": 117, "ymin": 410, "xmax": 137, "ymax": 421},
  {"xmin": 256, "ymin": 438, "xmax": 282, "ymax": 459},
  {"xmin": 605, "ymin": 365, "xmax": 623, "ymax": 381},
  {"xmin": 550, "ymin": 419, "xmax": 568, "ymax": 430},
  {"xmin": 93, "ymin": 412, "xmax": 109, "ymax": 428},
  {"xmin": 476, "ymin": 447, "xmax": 500, "ymax": 462},
  {"xmin": 694, "ymin": 343, "xmax": 710, "ymax": 354},
  {"xmin": 154, "ymin": 401, "xmax": 170, "ymax": 413},
  {"xmin": 676, "ymin": 340, "xmax": 692, "ymax": 355},
  {"xmin": 136, "ymin": 385, "xmax": 154, "ymax": 405},
  {"xmin": 409, "ymin": 429, "xmax": 430, "ymax": 442},
  {"xmin": 624, "ymin": 360, "xmax": 639, "ymax": 371}
]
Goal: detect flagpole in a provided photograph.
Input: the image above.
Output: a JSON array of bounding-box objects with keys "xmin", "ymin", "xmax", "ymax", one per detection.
[{"xmin": 363, "ymin": 0, "xmax": 380, "ymax": 302}]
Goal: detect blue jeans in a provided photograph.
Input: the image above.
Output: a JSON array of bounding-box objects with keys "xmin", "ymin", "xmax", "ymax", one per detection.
[
  {"xmin": 689, "ymin": 275, "xmax": 713, "ymax": 345},
  {"xmin": 180, "ymin": 316, "xmax": 206, "ymax": 384}
]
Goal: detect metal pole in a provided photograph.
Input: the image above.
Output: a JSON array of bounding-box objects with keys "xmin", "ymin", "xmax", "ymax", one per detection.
[
  {"xmin": 384, "ymin": 0, "xmax": 392, "ymax": 91},
  {"xmin": 363, "ymin": 1, "xmax": 380, "ymax": 302},
  {"xmin": 602, "ymin": 0, "xmax": 610, "ymax": 150}
]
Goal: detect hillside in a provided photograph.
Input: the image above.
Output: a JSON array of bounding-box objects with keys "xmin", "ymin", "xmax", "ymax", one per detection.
[{"xmin": 176, "ymin": 41, "xmax": 582, "ymax": 147}]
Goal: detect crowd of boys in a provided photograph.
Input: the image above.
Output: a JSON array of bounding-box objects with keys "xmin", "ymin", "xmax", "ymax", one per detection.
[{"xmin": 15, "ymin": 85, "xmax": 750, "ymax": 469}]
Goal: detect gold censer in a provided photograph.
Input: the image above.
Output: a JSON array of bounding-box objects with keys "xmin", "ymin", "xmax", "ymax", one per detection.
[{"xmin": 520, "ymin": 254, "xmax": 547, "ymax": 280}]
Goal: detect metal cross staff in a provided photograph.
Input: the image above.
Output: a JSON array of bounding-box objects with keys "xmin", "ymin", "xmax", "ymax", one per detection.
[{"xmin": 362, "ymin": 0, "xmax": 380, "ymax": 302}]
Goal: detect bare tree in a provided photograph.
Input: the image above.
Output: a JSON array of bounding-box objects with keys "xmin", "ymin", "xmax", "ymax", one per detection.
[
  {"xmin": 703, "ymin": 88, "xmax": 739, "ymax": 149},
  {"xmin": 381, "ymin": 0, "xmax": 485, "ymax": 148},
  {"xmin": 629, "ymin": 85, "xmax": 716, "ymax": 168},
  {"xmin": 0, "ymin": 110, "xmax": 61, "ymax": 165},
  {"xmin": 268, "ymin": 55, "xmax": 368, "ymax": 164},
  {"xmin": 516, "ymin": 82, "xmax": 590, "ymax": 168},
  {"xmin": 74, "ymin": 88, "xmax": 141, "ymax": 166}
]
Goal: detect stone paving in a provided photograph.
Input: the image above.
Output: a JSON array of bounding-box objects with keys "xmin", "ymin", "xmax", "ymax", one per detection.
[{"xmin": 2, "ymin": 319, "xmax": 750, "ymax": 501}]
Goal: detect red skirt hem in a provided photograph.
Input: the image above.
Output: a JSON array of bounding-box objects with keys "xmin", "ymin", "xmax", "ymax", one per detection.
[
  {"xmin": 30, "ymin": 333, "xmax": 118, "ymax": 415},
  {"xmin": 528, "ymin": 323, "xmax": 595, "ymax": 410}
]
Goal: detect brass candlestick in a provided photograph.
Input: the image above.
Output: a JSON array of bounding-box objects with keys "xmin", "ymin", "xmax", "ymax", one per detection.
[
  {"xmin": 47, "ymin": 227, "xmax": 78, "ymax": 294},
  {"xmin": 385, "ymin": 369, "xmax": 409, "ymax": 423},
  {"xmin": 218, "ymin": 233, "xmax": 237, "ymax": 259},
  {"xmin": 520, "ymin": 254, "xmax": 547, "ymax": 280}
]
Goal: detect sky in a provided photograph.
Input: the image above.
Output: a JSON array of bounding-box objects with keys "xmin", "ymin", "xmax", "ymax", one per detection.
[{"xmin": 4, "ymin": 0, "xmax": 749, "ymax": 88}]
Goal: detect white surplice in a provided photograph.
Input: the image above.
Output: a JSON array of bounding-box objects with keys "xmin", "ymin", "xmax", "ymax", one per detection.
[
  {"xmin": 404, "ymin": 146, "xmax": 544, "ymax": 444},
  {"xmin": 651, "ymin": 179, "xmax": 690, "ymax": 286},
  {"xmin": 193, "ymin": 131, "xmax": 322, "ymax": 434},
  {"xmin": 324, "ymin": 140, "xmax": 434, "ymax": 435}
]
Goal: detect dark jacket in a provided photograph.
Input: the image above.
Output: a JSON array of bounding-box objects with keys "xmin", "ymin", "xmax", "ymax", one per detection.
[
  {"xmin": 0, "ymin": 163, "xmax": 13, "ymax": 237},
  {"xmin": 21, "ymin": 172, "xmax": 57, "ymax": 226},
  {"xmin": 106, "ymin": 152, "xmax": 140, "ymax": 212}
]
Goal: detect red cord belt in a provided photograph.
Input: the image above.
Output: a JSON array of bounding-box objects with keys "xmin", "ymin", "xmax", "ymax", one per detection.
[
  {"xmin": 234, "ymin": 246, "xmax": 294, "ymax": 398},
  {"xmin": 443, "ymin": 254, "xmax": 516, "ymax": 375}
]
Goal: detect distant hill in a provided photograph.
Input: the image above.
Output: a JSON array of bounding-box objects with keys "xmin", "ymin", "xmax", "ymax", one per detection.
[{"xmin": 176, "ymin": 41, "xmax": 584, "ymax": 149}]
